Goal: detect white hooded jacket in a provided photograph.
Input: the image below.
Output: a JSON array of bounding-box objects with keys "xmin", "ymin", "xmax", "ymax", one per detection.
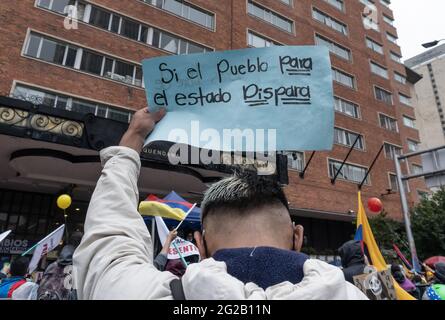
[{"xmin": 73, "ymin": 146, "xmax": 368, "ymax": 300}]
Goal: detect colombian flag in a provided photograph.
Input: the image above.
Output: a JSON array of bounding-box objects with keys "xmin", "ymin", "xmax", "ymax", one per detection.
[
  {"xmin": 139, "ymin": 192, "xmax": 199, "ymax": 221},
  {"xmin": 355, "ymin": 192, "xmax": 416, "ymax": 300}
]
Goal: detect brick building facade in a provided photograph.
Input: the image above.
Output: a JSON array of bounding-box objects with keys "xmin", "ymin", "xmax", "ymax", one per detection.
[{"xmin": 0, "ymin": 0, "xmax": 428, "ymax": 253}]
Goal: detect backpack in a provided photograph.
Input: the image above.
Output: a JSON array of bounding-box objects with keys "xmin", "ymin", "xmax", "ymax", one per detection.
[{"xmin": 37, "ymin": 262, "xmax": 74, "ymax": 300}]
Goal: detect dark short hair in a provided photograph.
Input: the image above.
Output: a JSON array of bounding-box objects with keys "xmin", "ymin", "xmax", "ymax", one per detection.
[
  {"xmin": 10, "ymin": 256, "xmax": 30, "ymax": 277},
  {"xmin": 201, "ymin": 171, "xmax": 289, "ymax": 223}
]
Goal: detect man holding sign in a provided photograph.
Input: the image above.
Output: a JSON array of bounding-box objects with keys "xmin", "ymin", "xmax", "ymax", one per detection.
[{"xmin": 73, "ymin": 47, "xmax": 365, "ymax": 300}]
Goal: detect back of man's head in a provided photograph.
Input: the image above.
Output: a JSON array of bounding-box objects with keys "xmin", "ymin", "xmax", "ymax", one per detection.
[
  {"xmin": 10, "ymin": 256, "xmax": 29, "ymax": 277},
  {"xmin": 199, "ymin": 172, "xmax": 299, "ymax": 256},
  {"xmin": 202, "ymin": 172, "xmax": 289, "ymax": 220}
]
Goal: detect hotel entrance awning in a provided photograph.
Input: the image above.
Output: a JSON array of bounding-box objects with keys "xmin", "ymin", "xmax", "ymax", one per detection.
[{"xmin": 0, "ymin": 96, "xmax": 288, "ymax": 202}]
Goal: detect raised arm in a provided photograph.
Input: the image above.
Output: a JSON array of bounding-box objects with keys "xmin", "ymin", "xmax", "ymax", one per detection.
[{"xmin": 73, "ymin": 108, "xmax": 177, "ymax": 300}]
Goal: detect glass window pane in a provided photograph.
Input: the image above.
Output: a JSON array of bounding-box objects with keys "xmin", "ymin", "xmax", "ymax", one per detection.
[
  {"xmin": 111, "ymin": 15, "xmax": 121, "ymax": 33},
  {"xmin": 37, "ymin": 0, "xmax": 51, "ymax": 9},
  {"xmin": 40, "ymin": 38, "xmax": 66, "ymax": 64},
  {"xmin": 187, "ymin": 42, "xmax": 205, "ymax": 54},
  {"xmin": 52, "ymin": 0, "xmax": 71, "ymax": 14},
  {"xmin": 71, "ymin": 99, "xmax": 97, "ymax": 114},
  {"xmin": 108, "ymin": 108, "xmax": 130, "ymax": 123},
  {"xmin": 65, "ymin": 47, "xmax": 77, "ymax": 67},
  {"xmin": 80, "ymin": 51, "xmax": 103, "ymax": 75},
  {"xmin": 55, "ymin": 96, "xmax": 69, "ymax": 110},
  {"xmin": 26, "ymin": 34, "xmax": 41, "ymax": 58},
  {"xmin": 114, "ymin": 61, "xmax": 134, "ymax": 84},
  {"xmin": 160, "ymin": 33, "xmax": 179, "ymax": 53},
  {"xmin": 140, "ymin": 26, "xmax": 148, "ymax": 43},
  {"xmin": 103, "ymin": 58, "xmax": 113, "ymax": 79},
  {"xmin": 121, "ymin": 19, "xmax": 139, "ymax": 40},
  {"xmin": 164, "ymin": 0, "xmax": 182, "ymax": 15},
  {"xmin": 89, "ymin": 7, "xmax": 111, "ymax": 29}
]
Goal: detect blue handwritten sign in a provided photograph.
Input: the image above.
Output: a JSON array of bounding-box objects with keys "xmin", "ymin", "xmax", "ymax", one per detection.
[{"xmin": 142, "ymin": 46, "xmax": 334, "ymax": 152}]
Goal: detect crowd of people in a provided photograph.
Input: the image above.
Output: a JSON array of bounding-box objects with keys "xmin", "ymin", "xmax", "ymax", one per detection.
[
  {"xmin": 0, "ymin": 232, "xmax": 82, "ymax": 300},
  {"xmin": 337, "ymin": 239, "xmax": 445, "ymax": 299},
  {"xmin": 1, "ymin": 108, "xmax": 444, "ymax": 300}
]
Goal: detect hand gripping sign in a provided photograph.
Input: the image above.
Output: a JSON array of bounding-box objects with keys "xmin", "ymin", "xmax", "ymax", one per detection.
[{"xmin": 142, "ymin": 46, "xmax": 334, "ymax": 153}]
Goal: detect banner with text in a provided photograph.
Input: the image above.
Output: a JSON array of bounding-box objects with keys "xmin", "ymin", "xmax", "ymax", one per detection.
[{"xmin": 142, "ymin": 46, "xmax": 334, "ymax": 152}]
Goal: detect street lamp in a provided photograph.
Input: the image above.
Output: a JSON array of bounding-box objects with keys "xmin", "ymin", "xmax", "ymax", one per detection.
[{"xmin": 422, "ymin": 39, "xmax": 445, "ymax": 48}]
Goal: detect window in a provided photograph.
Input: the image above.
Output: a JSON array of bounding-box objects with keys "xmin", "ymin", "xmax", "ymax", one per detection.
[
  {"xmin": 12, "ymin": 84, "xmax": 133, "ymax": 123},
  {"xmin": 394, "ymin": 72, "xmax": 406, "ymax": 84},
  {"xmin": 312, "ymin": 8, "xmax": 348, "ymax": 35},
  {"xmin": 389, "ymin": 174, "xmax": 399, "ymax": 191},
  {"xmin": 334, "ymin": 128, "xmax": 364, "ymax": 150},
  {"xmin": 80, "ymin": 50, "xmax": 103, "ymax": 75},
  {"xmin": 399, "ymin": 93, "xmax": 412, "ymax": 106},
  {"xmin": 370, "ymin": 61, "xmax": 389, "ymax": 79},
  {"xmin": 247, "ymin": 31, "xmax": 279, "ymax": 47},
  {"xmin": 25, "ymin": 33, "xmax": 78, "ymax": 68},
  {"xmin": 375, "ymin": 87, "xmax": 393, "ymax": 105},
  {"xmin": 383, "ymin": 15, "xmax": 394, "ymax": 26},
  {"xmin": 279, "ymin": 0, "xmax": 292, "ymax": 5},
  {"xmin": 381, "ymin": 0, "xmax": 391, "ymax": 8},
  {"xmin": 37, "ymin": 0, "xmax": 74, "ymax": 14},
  {"xmin": 38, "ymin": 1, "xmax": 211, "ymax": 55},
  {"xmin": 323, "ymin": 0, "xmax": 344, "ymax": 11},
  {"xmin": 89, "ymin": 6, "xmax": 111, "ymax": 29},
  {"xmin": 143, "ymin": 0, "xmax": 215, "ymax": 29},
  {"xmin": 24, "ymin": 33, "xmax": 143, "ymax": 87},
  {"xmin": 390, "ymin": 51, "xmax": 402, "ymax": 63},
  {"xmin": 407, "ymin": 140, "xmax": 419, "ymax": 152},
  {"xmin": 315, "ymin": 34, "xmax": 351, "ymax": 61},
  {"xmin": 384, "ymin": 143, "xmax": 402, "ymax": 160},
  {"xmin": 121, "ymin": 19, "xmax": 140, "ymax": 41},
  {"xmin": 379, "ymin": 114, "xmax": 398, "ymax": 132},
  {"xmin": 329, "ymin": 160, "xmax": 369, "ymax": 184},
  {"xmin": 403, "ymin": 116, "xmax": 416, "ymax": 128},
  {"xmin": 248, "ymin": 1, "xmax": 293, "ymax": 33},
  {"xmin": 334, "ymin": 97, "xmax": 360, "ymax": 118},
  {"xmin": 284, "ymin": 152, "xmax": 304, "ymax": 171},
  {"xmin": 387, "ymin": 32, "xmax": 398, "ymax": 44},
  {"xmin": 366, "ymin": 38, "xmax": 383, "ymax": 54},
  {"xmin": 332, "ymin": 68, "xmax": 355, "ymax": 89},
  {"xmin": 412, "ymin": 164, "xmax": 423, "ymax": 175}
]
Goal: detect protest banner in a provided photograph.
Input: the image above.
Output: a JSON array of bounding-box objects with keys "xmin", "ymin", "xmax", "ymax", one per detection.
[
  {"xmin": 27, "ymin": 225, "xmax": 65, "ymax": 273},
  {"xmin": 142, "ymin": 46, "xmax": 334, "ymax": 152},
  {"xmin": 353, "ymin": 269, "xmax": 397, "ymax": 300},
  {"xmin": 155, "ymin": 216, "xmax": 200, "ymax": 260},
  {"xmin": 0, "ymin": 230, "xmax": 11, "ymax": 244}
]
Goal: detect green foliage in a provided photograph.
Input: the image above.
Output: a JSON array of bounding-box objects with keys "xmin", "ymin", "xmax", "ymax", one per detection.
[
  {"xmin": 411, "ymin": 188, "xmax": 445, "ymax": 260},
  {"xmin": 368, "ymin": 210, "xmax": 408, "ymax": 261}
]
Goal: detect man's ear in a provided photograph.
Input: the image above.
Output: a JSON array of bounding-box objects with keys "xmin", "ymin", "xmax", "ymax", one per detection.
[
  {"xmin": 293, "ymin": 224, "xmax": 304, "ymax": 252},
  {"xmin": 194, "ymin": 231, "xmax": 207, "ymax": 259}
]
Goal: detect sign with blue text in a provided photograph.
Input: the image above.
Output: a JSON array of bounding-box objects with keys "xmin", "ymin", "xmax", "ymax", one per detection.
[{"xmin": 142, "ymin": 46, "xmax": 334, "ymax": 152}]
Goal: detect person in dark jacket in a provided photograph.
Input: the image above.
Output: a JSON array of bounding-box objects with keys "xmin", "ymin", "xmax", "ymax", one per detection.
[
  {"xmin": 338, "ymin": 240, "xmax": 366, "ymax": 284},
  {"xmin": 37, "ymin": 231, "xmax": 83, "ymax": 300}
]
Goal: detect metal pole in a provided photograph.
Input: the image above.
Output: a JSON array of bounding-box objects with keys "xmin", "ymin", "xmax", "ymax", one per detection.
[
  {"xmin": 299, "ymin": 151, "xmax": 316, "ymax": 179},
  {"xmin": 394, "ymin": 155, "xmax": 420, "ymax": 272},
  {"xmin": 358, "ymin": 144, "xmax": 384, "ymax": 190},
  {"xmin": 331, "ymin": 135, "xmax": 361, "ymax": 184}
]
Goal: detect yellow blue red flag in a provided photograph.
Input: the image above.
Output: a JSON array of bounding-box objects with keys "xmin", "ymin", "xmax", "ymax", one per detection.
[{"xmin": 355, "ymin": 192, "xmax": 415, "ymax": 300}]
